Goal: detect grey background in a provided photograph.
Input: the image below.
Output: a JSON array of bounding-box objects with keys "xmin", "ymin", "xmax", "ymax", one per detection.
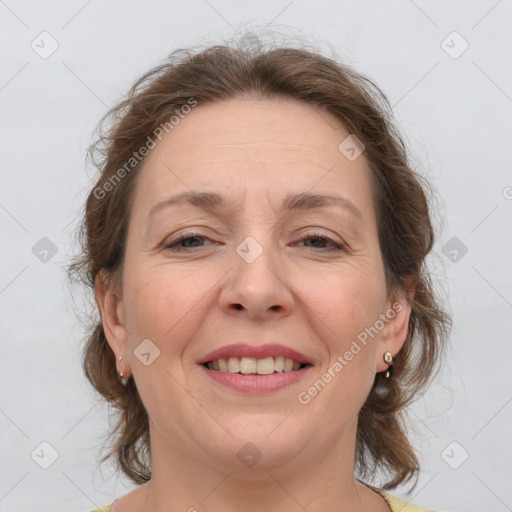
[{"xmin": 1, "ymin": 1, "xmax": 511, "ymax": 511}]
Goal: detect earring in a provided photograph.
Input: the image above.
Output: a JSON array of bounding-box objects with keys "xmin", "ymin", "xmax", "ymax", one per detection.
[
  {"xmin": 117, "ymin": 355, "xmax": 128, "ymax": 385},
  {"xmin": 383, "ymin": 351, "xmax": 394, "ymax": 378}
]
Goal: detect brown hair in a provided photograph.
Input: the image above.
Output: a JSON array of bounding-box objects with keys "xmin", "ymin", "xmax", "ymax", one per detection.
[{"xmin": 67, "ymin": 40, "xmax": 451, "ymax": 490}]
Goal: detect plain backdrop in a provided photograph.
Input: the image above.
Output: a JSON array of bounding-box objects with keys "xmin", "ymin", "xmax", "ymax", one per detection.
[{"xmin": 1, "ymin": 1, "xmax": 511, "ymax": 511}]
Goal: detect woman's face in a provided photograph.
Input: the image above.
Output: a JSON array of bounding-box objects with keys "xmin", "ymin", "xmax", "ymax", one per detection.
[{"xmin": 99, "ymin": 96, "xmax": 411, "ymax": 473}]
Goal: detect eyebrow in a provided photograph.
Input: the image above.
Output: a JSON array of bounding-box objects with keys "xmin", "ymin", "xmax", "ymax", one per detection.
[{"xmin": 147, "ymin": 191, "xmax": 364, "ymax": 222}]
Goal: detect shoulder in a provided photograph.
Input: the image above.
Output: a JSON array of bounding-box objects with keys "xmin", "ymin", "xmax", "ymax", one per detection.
[
  {"xmin": 89, "ymin": 505, "xmax": 113, "ymax": 512},
  {"xmin": 379, "ymin": 490, "xmax": 438, "ymax": 512}
]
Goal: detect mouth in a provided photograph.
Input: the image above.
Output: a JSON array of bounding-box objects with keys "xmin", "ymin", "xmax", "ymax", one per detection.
[
  {"xmin": 203, "ymin": 356, "xmax": 311, "ymax": 374},
  {"xmin": 197, "ymin": 343, "xmax": 313, "ymax": 393}
]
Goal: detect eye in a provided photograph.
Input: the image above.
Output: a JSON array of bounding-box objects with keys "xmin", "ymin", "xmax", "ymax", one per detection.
[
  {"xmin": 295, "ymin": 231, "xmax": 346, "ymax": 252},
  {"xmin": 164, "ymin": 230, "xmax": 213, "ymax": 252},
  {"xmin": 163, "ymin": 230, "xmax": 347, "ymax": 253}
]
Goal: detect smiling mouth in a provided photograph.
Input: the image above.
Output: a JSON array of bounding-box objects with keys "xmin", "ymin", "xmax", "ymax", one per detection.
[{"xmin": 203, "ymin": 356, "xmax": 310, "ymax": 375}]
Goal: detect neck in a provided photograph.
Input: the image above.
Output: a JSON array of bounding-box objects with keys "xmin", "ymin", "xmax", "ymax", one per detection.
[{"xmin": 131, "ymin": 420, "xmax": 390, "ymax": 512}]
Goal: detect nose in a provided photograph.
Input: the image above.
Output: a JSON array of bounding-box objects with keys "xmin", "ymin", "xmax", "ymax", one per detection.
[{"xmin": 219, "ymin": 236, "xmax": 295, "ymax": 321}]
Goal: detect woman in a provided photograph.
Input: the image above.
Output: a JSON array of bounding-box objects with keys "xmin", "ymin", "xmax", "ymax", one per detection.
[{"xmin": 68, "ymin": 39, "xmax": 451, "ymax": 512}]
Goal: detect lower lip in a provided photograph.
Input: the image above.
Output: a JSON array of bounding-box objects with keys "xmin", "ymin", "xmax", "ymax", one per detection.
[{"xmin": 200, "ymin": 365, "xmax": 312, "ymax": 393}]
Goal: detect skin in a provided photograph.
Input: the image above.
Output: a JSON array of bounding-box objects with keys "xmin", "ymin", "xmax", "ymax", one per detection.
[{"xmin": 96, "ymin": 96, "xmax": 413, "ymax": 512}]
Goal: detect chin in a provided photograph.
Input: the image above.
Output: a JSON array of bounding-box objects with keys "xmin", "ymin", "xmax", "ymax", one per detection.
[{"xmin": 201, "ymin": 415, "xmax": 309, "ymax": 472}]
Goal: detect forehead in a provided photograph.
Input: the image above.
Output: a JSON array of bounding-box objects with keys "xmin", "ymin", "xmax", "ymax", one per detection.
[
  {"xmin": 150, "ymin": 96, "xmax": 349, "ymax": 165},
  {"xmin": 131, "ymin": 96, "xmax": 376, "ymax": 224}
]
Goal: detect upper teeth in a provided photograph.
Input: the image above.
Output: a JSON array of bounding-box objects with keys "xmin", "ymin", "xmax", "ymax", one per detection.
[{"xmin": 205, "ymin": 356, "xmax": 303, "ymax": 374}]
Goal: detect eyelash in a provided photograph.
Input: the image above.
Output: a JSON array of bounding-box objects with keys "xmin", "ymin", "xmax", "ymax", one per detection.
[{"xmin": 164, "ymin": 230, "xmax": 347, "ymax": 253}]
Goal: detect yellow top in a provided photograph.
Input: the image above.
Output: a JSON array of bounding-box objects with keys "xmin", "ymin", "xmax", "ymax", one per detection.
[{"xmin": 90, "ymin": 490, "xmax": 437, "ymax": 511}]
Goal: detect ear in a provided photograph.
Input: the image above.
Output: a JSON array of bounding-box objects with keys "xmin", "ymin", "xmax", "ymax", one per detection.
[
  {"xmin": 95, "ymin": 269, "xmax": 131, "ymax": 377},
  {"xmin": 375, "ymin": 278, "xmax": 415, "ymax": 373}
]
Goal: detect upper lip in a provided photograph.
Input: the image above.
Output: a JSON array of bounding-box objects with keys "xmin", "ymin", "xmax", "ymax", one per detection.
[{"xmin": 197, "ymin": 343, "xmax": 313, "ymax": 365}]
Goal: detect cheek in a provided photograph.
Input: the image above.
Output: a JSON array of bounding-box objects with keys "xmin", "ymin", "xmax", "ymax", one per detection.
[
  {"xmin": 123, "ymin": 262, "xmax": 216, "ymax": 357},
  {"xmin": 302, "ymin": 261, "xmax": 385, "ymax": 410},
  {"xmin": 122, "ymin": 266, "xmax": 208, "ymax": 421},
  {"xmin": 308, "ymin": 266, "xmax": 385, "ymax": 348},
  {"xmin": 297, "ymin": 275, "xmax": 382, "ymax": 431}
]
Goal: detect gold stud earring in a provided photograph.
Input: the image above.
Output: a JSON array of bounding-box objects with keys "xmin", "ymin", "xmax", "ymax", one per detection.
[{"xmin": 383, "ymin": 351, "xmax": 394, "ymax": 378}]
